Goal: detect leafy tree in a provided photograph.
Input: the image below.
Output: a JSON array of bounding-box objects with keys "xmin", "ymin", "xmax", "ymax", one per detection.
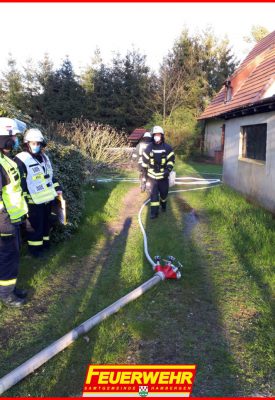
[
  {"xmin": 200, "ymin": 30, "xmax": 237, "ymax": 95},
  {"xmin": 157, "ymin": 29, "xmax": 207, "ymax": 123},
  {"xmin": 0, "ymin": 100, "xmax": 31, "ymax": 123},
  {"xmin": 244, "ymin": 25, "xmax": 270, "ymax": 44},
  {"xmin": 152, "ymin": 27, "xmax": 238, "ymax": 154},
  {"xmin": 157, "ymin": 28, "xmax": 238, "ymax": 121}
]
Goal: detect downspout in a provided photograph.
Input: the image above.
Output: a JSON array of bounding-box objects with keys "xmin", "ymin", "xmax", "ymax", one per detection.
[{"xmin": 200, "ymin": 119, "xmax": 206, "ymax": 156}]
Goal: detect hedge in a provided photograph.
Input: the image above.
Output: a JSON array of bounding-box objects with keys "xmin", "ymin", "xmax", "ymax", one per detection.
[{"xmin": 46, "ymin": 141, "xmax": 86, "ymax": 242}]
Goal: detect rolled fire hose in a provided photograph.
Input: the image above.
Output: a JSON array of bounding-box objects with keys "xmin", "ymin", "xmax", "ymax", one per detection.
[{"xmin": 0, "ymin": 174, "xmax": 220, "ymax": 394}]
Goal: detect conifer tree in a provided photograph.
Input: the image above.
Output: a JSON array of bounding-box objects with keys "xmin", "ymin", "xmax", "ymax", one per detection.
[
  {"xmin": 39, "ymin": 57, "xmax": 85, "ymax": 122},
  {"xmin": 1, "ymin": 54, "xmax": 24, "ymax": 111}
]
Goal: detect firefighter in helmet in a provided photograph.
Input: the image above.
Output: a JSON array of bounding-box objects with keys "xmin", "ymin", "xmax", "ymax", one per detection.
[
  {"xmin": 15, "ymin": 129, "xmax": 62, "ymax": 258},
  {"xmin": 132, "ymin": 131, "xmax": 152, "ymax": 191},
  {"xmin": 142, "ymin": 126, "xmax": 175, "ymax": 219},
  {"xmin": 0, "ymin": 118, "xmax": 28, "ymax": 307}
]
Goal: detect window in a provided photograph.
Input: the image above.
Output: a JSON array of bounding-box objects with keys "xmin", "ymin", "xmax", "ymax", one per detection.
[{"xmin": 241, "ymin": 124, "xmax": 267, "ymax": 161}]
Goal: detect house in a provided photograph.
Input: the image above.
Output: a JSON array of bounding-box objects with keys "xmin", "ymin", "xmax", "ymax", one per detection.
[
  {"xmin": 198, "ymin": 31, "xmax": 275, "ymax": 213},
  {"xmin": 128, "ymin": 128, "xmax": 147, "ymax": 147}
]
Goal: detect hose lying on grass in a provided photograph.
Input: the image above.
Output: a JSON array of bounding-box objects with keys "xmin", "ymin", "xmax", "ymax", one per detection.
[{"xmin": 0, "ymin": 175, "xmax": 221, "ymax": 395}]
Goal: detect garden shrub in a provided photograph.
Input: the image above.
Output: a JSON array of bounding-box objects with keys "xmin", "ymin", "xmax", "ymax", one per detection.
[
  {"xmin": 46, "ymin": 120, "xmax": 128, "ymax": 177},
  {"xmin": 46, "ymin": 141, "xmax": 86, "ymax": 241}
]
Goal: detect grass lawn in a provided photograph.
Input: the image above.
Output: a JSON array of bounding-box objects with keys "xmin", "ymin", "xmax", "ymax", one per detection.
[{"xmin": 0, "ymin": 159, "xmax": 274, "ymax": 397}]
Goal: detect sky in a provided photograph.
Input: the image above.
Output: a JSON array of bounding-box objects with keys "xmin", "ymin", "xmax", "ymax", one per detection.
[{"xmin": 0, "ymin": 3, "xmax": 274, "ymax": 74}]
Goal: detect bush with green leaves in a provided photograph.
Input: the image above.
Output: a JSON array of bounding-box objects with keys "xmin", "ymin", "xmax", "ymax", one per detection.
[
  {"xmin": 148, "ymin": 108, "xmax": 201, "ymax": 159},
  {"xmin": 46, "ymin": 141, "xmax": 86, "ymax": 241},
  {"xmin": 0, "ymin": 101, "xmax": 31, "ymax": 122}
]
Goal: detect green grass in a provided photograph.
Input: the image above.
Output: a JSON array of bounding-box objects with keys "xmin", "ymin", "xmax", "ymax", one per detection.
[
  {"xmin": 0, "ymin": 159, "xmax": 274, "ymax": 397},
  {"xmin": 173, "ymin": 155, "xmax": 222, "ymax": 175},
  {"xmin": 182, "ymin": 185, "xmax": 274, "ymax": 388},
  {"xmin": 0, "ymin": 181, "xmax": 133, "ymax": 394}
]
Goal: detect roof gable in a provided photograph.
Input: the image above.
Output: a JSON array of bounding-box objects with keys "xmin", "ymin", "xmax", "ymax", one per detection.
[
  {"xmin": 199, "ymin": 31, "xmax": 275, "ymax": 120},
  {"xmin": 128, "ymin": 128, "xmax": 147, "ymax": 141}
]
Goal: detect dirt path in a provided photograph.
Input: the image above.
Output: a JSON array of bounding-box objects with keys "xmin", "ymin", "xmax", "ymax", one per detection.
[
  {"xmin": 2, "ymin": 185, "xmax": 268, "ymax": 397},
  {"xmin": 0, "ymin": 186, "xmax": 146, "ymax": 375},
  {"xmin": 108, "ymin": 186, "xmax": 144, "ymax": 235}
]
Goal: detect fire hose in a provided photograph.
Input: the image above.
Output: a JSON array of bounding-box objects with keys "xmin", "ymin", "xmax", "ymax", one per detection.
[
  {"xmin": 0, "ymin": 174, "xmax": 220, "ymax": 395},
  {"xmin": 138, "ymin": 174, "xmax": 220, "ymax": 267}
]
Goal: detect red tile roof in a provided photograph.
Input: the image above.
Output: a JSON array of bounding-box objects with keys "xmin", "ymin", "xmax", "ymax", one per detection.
[
  {"xmin": 239, "ymin": 30, "xmax": 275, "ymax": 69},
  {"xmin": 199, "ymin": 31, "xmax": 275, "ymax": 120},
  {"xmin": 128, "ymin": 128, "xmax": 147, "ymax": 141}
]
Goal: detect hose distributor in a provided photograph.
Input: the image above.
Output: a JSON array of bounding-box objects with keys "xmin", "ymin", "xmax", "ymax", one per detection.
[{"xmin": 153, "ymin": 255, "xmax": 182, "ymax": 280}]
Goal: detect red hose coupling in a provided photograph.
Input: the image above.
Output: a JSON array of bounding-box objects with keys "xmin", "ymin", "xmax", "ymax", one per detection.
[{"xmin": 154, "ymin": 265, "xmax": 181, "ymax": 280}]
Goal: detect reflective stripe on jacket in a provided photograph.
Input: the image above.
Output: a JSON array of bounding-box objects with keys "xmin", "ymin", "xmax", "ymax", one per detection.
[
  {"xmin": 0, "ymin": 154, "xmax": 28, "ymax": 222},
  {"xmin": 142, "ymin": 143, "xmax": 175, "ymax": 180},
  {"xmin": 133, "ymin": 141, "xmax": 151, "ymax": 164},
  {"xmin": 16, "ymin": 152, "xmax": 57, "ymax": 204}
]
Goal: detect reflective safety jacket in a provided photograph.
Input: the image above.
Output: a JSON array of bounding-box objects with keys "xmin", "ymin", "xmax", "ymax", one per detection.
[
  {"xmin": 15, "ymin": 152, "xmax": 58, "ymax": 205},
  {"xmin": 0, "ymin": 153, "xmax": 28, "ymax": 224},
  {"xmin": 142, "ymin": 142, "xmax": 175, "ymax": 180},
  {"xmin": 132, "ymin": 140, "xmax": 151, "ymax": 164}
]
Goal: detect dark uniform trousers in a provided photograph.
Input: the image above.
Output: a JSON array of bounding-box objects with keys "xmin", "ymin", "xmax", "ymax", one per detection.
[
  {"xmin": 149, "ymin": 177, "xmax": 169, "ymax": 216},
  {"xmin": 26, "ymin": 202, "xmax": 52, "ymax": 256},
  {"xmin": 142, "ymin": 141, "xmax": 175, "ymax": 218},
  {"xmin": 0, "ymin": 226, "xmax": 20, "ymax": 298}
]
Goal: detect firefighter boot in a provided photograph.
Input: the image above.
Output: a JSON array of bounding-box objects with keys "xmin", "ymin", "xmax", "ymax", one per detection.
[
  {"xmin": 150, "ymin": 211, "xmax": 158, "ymax": 219},
  {"xmin": 0, "ymin": 286, "xmax": 26, "ymax": 308},
  {"xmin": 13, "ymin": 287, "xmax": 28, "ymax": 299},
  {"xmin": 1, "ymin": 293, "xmax": 26, "ymax": 307},
  {"xmin": 28, "ymin": 247, "xmax": 47, "ymax": 259},
  {"xmin": 161, "ymin": 203, "xmax": 166, "ymax": 212}
]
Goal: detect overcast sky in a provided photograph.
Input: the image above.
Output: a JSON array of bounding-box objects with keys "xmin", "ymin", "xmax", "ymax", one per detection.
[{"xmin": 0, "ymin": 3, "xmax": 274, "ymax": 74}]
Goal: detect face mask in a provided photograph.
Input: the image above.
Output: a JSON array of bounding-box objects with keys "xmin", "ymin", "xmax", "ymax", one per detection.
[
  {"xmin": 13, "ymin": 137, "xmax": 20, "ymax": 150},
  {"xmin": 154, "ymin": 135, "xmax": 162, "ymax": 143},
  {"xmin": 30, "ymin": 144, "xmax": 41, "ymax": 154}
]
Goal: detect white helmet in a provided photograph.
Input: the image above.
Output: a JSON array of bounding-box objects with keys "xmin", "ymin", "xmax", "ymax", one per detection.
[
  {"xmin": 152, "ymin": 125, "xmax": 164, "ymax": 135},
  {"xmin": 143, "ymin": 132, "xmax": 152, "ymax": 139},
  {"xmin": 0, "ymin": 127, "xmax": 12, "ymax": 137},
  {"xmin": 24, "ymin": 128, "xmax": 45, "ymax": 143},
  {"xmin": 0, "ymin": 117, "xmax": 21, "ymax": 136}
]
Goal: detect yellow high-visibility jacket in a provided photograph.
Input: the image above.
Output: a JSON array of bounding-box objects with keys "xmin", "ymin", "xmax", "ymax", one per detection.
[{"xmin": 0, "ymin": 153, "xmax": 28, "ymax": 224}]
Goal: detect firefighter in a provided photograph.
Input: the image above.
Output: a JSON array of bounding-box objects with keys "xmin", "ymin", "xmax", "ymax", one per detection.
[
  {"xmin": 142, "ymin": 126, "xmax": 175, "ymax": 219},
  {"xmin": 0, "ymin": 118, "xmax": 28, "ymax": 307},
  {"xmin": 15, "ymin": 129, "xmax": 62, "ymax": 258},
  {"xmin": 132, "ymin": 132, "xmax": 152, "ymax": 191}
]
